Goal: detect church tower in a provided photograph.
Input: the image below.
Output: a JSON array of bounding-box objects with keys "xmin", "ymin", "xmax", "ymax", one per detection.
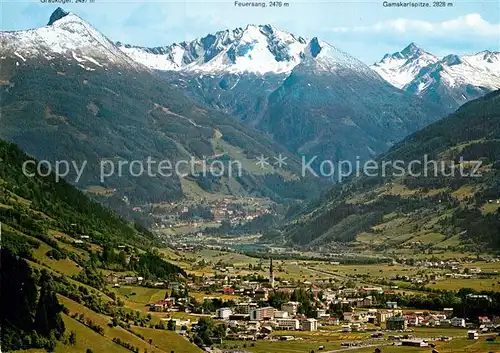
[{"xmin": 269, "ymin": 258, "xmax": 275, "ymax": 288}]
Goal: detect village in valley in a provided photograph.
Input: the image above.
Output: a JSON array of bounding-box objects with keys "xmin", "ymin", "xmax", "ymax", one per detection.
[
  {"xmin": 100, "ymin": 242, "xmax": 500, "ymax": 353},
  {"xmin": 132, "ymin": 195, "xmax": 275, "ymax": 241}
]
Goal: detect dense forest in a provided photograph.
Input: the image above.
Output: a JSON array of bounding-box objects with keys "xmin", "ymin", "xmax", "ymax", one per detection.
[
  {"xmin": 1, "ymin": 249, "xmax": 66, "ymax": 351},
  {"xmin": 0, "ymin": 140, "xmax": 156, "ymax": 247}
]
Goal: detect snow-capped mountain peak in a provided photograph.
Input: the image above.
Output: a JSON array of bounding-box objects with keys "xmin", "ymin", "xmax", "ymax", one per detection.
[
  {"xmin": 0, "ymin": 8, "xmax": 144, "ymax": 71},
  {"xmin": 117, "ymin": 26, "xmax": 365, "ymax": 75},
  {"xmin": 117, "ymin": 24, "xmax": 309, "ymax": 74},
  {"xmin": 441, "ymin": 54, "xmax": 462, "ymax": 66},
  {"xmin": 194, "ymin": 24, "xmax": 307, "ymax": 74},
  {"xmin": 371, "ymin": 43, "xmax": 500, "ymax": 110},
  {"xmin": 409, "ymin": 50, "xmax": 500, "ymax": 92},
  {"xmin": 400, "ymin": 42, "xmax": 423, "ymax": 57},
  {"xmin": 371, "ymin": 43, "xmax": 439, "ymax": 89},
  {"xmin": 298, "ymin": 37, "xmax": 373, "ymax": 76},
  {"xmin": 462, "ymin": 51, "xmax": 500, "ymax": 75}
]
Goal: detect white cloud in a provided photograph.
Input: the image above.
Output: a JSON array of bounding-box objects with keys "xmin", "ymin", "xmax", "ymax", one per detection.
[{"xmin": 330, "ymin": 13, "xmax": 500, "ymax": 38}]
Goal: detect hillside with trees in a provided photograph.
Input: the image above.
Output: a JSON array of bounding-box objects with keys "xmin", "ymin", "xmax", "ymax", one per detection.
[
  {"xmin": 0, "ymin": 56, "xmax": 322, "ymax": 208},
  {"xmin": 0, "ymin": 140, "xmax": 197, "ymax": 352},
  {"xmin": 280, "ymin": 90, "xmax": 500, "ymax": 251}
]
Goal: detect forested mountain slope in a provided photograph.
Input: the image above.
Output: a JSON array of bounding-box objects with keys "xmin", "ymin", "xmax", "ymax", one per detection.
[
  {"xmin": 0, "ymin": 9, "xmax": 321, "ymax": 208},
  {"xmin": 0, "ymin": 140, "xmax": 197, "ymax": 353},
  {"xmin": 281, "ymin": 90, "xmax": 500, "ymax": 251},
  {"xmin": 120, "ymin": 24, "xmax": 447, "ymax": 165}
]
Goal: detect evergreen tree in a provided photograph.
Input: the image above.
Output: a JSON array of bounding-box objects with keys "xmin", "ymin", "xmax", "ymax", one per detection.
[
  {"xmin": 69, "ymin": 331, "xmax": 77, "ymax": 345},
  {"xmin": 34, "ymin": 272, "xmax": 65, "ymax": 339},
  {"xmin": 1, "ymin": 249, "xmax": 37, "ymax": 331}
]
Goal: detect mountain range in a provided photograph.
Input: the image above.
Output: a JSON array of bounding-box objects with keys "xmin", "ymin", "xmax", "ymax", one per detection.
[
  {"xmin": 118, "ymin": 24, "xmax": 449, "ymax": 163},
  {"xmin": 117, "ymin": 28, "xmax": 500, "ymax": 115},
  {"xmin": 1, "ymin": 7, "xmax": 498, "ymax": 217},
  {"xmin": 371, "ymin": 43, "xmax": 500, "ymax": 110},
  {"xmin": 117, "ymin": 24, "xmax": 307, "ymax": 74},
  {"xmin": 116, "ymin": 24, "xmax": 499, "ymax": 163},
  {"xmin": 0, "ymin": 8, "xmax": 322, "ymax": 208}
]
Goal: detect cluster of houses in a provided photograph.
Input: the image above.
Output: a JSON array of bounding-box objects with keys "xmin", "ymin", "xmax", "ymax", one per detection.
[
  {"xmin": 213, "ymin": 301, "xmax": 320, "ymax": 340},
  {"xmin": 392, "ymin": 265, "xmax": 485, "ymax": 286},
  {"xmin": 340, "ymin": 305, "xmax": 496, "ymax": 332},
  {"xmin": 195, "ymin": 294, "xmax": 499, "ymax": 342},
  {"xmin": 72, "ymin": 234, "xmax": 91, "ymax": 245},
  {"xmin": 105, "ymin": 274, "xmax": 144, "ymax": 286},
  {"xmin": 207, "ymin": 280, "xmax": 499, "ymax": 339},
  {"xmin": 152, "ymin": 196, "xmax": 273, "ymax": 231},
  {"xmin": 103, "ymin": 255, "xmax": 500, "ymax": 346},
  {"xmin": 105, "ymin": 274, "xmax": 187, "ymax": 291}
]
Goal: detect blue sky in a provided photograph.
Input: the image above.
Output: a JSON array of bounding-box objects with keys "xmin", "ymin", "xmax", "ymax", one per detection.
[{"xmin": 1, "ymin": 0, "xmax": 499, "ymax": 63}]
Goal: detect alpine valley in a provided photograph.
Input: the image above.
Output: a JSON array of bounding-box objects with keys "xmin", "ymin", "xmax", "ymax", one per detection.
[
  {"xmin": 119, "ymin": 27, "xmax": 449, "ymax": 164},
  {"xmin": 0, "ymin": 8, "xmax": 325, "ymax": 214},
  {"xmin": 278, "ymin": 90, "xmax": 500, "ymax": 251},
  {"xmin": 1, "ymin": 6, "xmax": 498, "ymax": 237},
  {"xmin": 2, "ymin": 6, "xmax": 500, "ymax": 353}
]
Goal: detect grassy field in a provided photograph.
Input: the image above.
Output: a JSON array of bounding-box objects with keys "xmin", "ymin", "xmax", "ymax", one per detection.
[
  {"xmin": 31, "ymin": 239, "xmax": 82, "ymax": 276},
  {"xmin": 427, "ymin": 278, "xmax": 500, "ymax": 292},
  {"xmin": 195, "ymin": 249, "xmax": 261, "ymax": 266},
  {"xmin": 180, "ymin": 177, "xmax": 222, "ymax": 201},
  {"xmin": 481, "ymin": 202, "xmax": 500, "ymax": 214},
  {"xmin": 132, "ymin": 327, "xmax": 203, "ymax": 353},
  {"xmin": 222, "ymin": 335, "xmax": 499, "ymax": 353},
  {"xmin": 57, "ymin": 294, "xmax": 202, "ymax": 353},
  {"xmin": 58, "ymin": 294, "xmax": 166, "ymax": 352},
  {"xmin": 26, "ymin": 259, "xmax": 114, "ymax": 302},
  {"xmin": 215, "ymin": 139, "xmax": 297, "ymax": 179},
  {"xmin": 436, "ymin": 234, "xmax": 462, "ymax": 248},
  {"xmin": 14, "ymin": 315, "xmax": 131, "ymax": 353},
  {"xmin": 3, "ymin": 225, "xmax": 84, "ymax": 277},
  {"xmin": 108, "ymin": 285, "xmax": 209, "ymax": 323},
  {"xmin": 189, "ymin": 290, "xmax": 238, "ymax": 302},
  {"xmin": 462, "ymin": 261, "xmax": 500, "ymax": 272},
  {"xmin": 114, "ymin": 285, "xmax": 167, "ymax": 304},
  {"xmin": 57, "ymin": 314, "xmax": 130, "ymax": 353},
  {"xmin": 107, "ymin": 285, "xmax": 166, "ymax": 317},
  {"xmin": 85, "ymin": 185, "xmax": 114, "ymax": 196}
]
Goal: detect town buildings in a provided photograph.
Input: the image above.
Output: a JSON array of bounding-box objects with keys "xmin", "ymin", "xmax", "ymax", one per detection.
[
  {"xmin": 386, "ymin": 316, "xmax": 408, "ymax": 331},
  {"xmin": 215, "ymin": 307, "xmax": 233, "ymax": 319},
  {"xmin": 302, "ymin": 318, "xmax": 318, "ymax": 331},
  {"xmin": 468, "ymin": 330, "xmax": 479, "ymax": 340},
  {"xmin": 276, "ymin": 318, "xmax": 300, "ymax": 330},
  {"xmin": 451, "ymin": 317, "xmax": 466, "ymax": 328},
  {"xmin": 282, "ymin": 302, "xmax": 300, "ymax": 316},
  {"xmin": 250, "ymin": 307, "xmax": 275, "ymax": 321}
]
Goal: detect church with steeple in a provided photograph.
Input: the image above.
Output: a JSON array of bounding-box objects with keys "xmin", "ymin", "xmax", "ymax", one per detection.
[{"xmin": 269, "ymin": 258, "xmax": 274, "ymax": 288}]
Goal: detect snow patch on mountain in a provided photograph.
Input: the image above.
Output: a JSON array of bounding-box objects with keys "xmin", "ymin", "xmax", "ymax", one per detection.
[
  {"xmin": 0, "ymin": 8, "xmax": 144, "ymax": 70},
  {"xmin": 370, "ymin": 43, "xmax": 439, "ymax": 89},
  {"xmin": 118, "ymin": 25, "xmax": 368, "ymax": 75},
  {"xmin": 372, "ymin": 43, "xmax": 500, "ymax": 94},
  {"xmin": 301, "ymin": 37, "xmax": 373, "ymax": 75},
  {"xmin": 409, "ymin": 51, "xmax": 500, "ymax": 93}
]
